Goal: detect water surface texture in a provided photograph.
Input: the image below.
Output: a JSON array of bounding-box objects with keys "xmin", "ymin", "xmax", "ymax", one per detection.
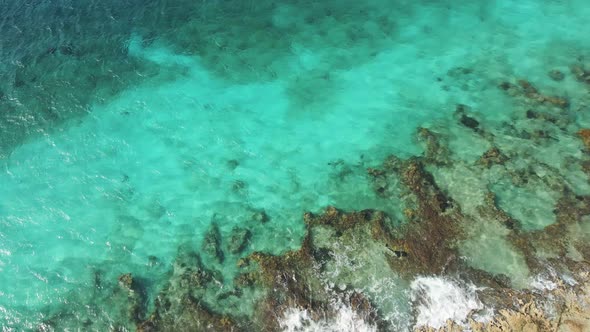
[{"xmin": 2, "ymin": 1, "xmax": 590, "ymax": 331}]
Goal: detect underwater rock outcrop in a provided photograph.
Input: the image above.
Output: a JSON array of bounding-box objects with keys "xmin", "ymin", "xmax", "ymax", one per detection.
[
  {"xmin": 117, "ymin": 273, "xmax": 147, "ymax": 324},
  {"xmin": 578, "ymin": 129, "xmax": 590, "ymax": 150},
  {"xmin": 227, "ymin": 226, "xmax": 251, "ymax": 254},
  {"xmin": 202, "ymin": 222, "xmax": 225, "ymax": 263},
  {"xmin": 134, "ymin": 83, "xmax": 590, "ymax": 331},
  {"xmin": 499, "ymin": 79, "xmax": 569, "ymax": 109},
  {"xmin": 370, "ymin": 155, "xmax": 464, "ymax": 276},
  {"xmin": 477, "ymin": 147, "xmax": 508, "ymax": 168},
  {"xmin": 56, "ymin": 65, "xmax": 590, "ymax": 332},
  {"xmin": 137, "ymin": 245, "xmax": 241, "ymax": 331},
  {"xmin": 548, "ymin": 69, "xmax": 565, "ymax": 81},
  {"xmin": 571, "ymin": 64, "xmax": 590, "ymax": 85},
  {"xmin": 456, "ymin": 104, "xmax": 481, "ymax": 131},
  {"xmin": 417, "ymin": 127, "xmax": 451, "ymax": 165}
]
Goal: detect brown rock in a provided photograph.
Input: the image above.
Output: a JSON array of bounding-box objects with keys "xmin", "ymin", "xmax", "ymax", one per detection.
[{"xmin": 577, "ymin": 129, "xmax": 590, "ymax": 149}]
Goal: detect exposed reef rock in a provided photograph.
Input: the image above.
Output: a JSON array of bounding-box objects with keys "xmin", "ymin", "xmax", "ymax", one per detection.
[{"xmin": 416, "ymin": 273, "xmax": 590, "ymax": 332}]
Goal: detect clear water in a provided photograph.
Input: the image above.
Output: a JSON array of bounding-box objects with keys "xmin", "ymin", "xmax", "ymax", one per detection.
[{"xmin": 1, "ymin": 0, "xmax": 590, "ymax": 330}]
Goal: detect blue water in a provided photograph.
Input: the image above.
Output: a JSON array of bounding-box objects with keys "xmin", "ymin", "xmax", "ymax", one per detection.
[{"xmin": 2, "ymin": 0, "xmax": 590, "ymax": 330}]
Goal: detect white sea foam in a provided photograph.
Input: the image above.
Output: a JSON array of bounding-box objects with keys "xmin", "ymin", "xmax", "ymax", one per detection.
[
  {"xmin": 530, "ymin": 275, "xmax": 558, "ymax": 292},
  {"xmin": 280, "ymin": 304, "xmax": 377, "ymax": 332},
  {"xmin": 410, "ymin": 276, "xmax": 484, "ymax": 329}
]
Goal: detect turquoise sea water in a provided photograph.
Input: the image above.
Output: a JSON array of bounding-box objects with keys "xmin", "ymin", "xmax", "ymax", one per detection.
[{"xmin": 2, "ymin": 1, "xmax": 590, "ymax": 330}]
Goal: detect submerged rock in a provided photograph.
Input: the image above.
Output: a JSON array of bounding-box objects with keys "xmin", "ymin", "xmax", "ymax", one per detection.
[
  {"xmin": 137, "ymin": 245, "xmax": 236, "ymax": 331},
  {"xmin": 500, "ymin": 79, "xmax": 569, "ymax": 109},
  {"xmin": 417, "ymin": 127, "xmax": 450, "ymax": 165},
  {"xmin": 228, "ymin": 226, "xmax": 251, "ymax": 254},
  {"xmin": 251, "ymin": 209, "xmax": 269, "ymax": 223},
  {"xmin": 226, "ymin": 159, "xmax": 239, "ymax": 170},
  {"xmin": 367, "ymin": 167, "xmax": 390, "ymax": 197},
  {"xmin": 479, "ymin": 191, "xmax": 518, "ymax": 230},
  {"xmin": 548, "ymin": 69, "xmax": 565, "ymax": 81},
  {"xmin": 460, "ymin": 114, "xmax": 480, "ymax": 130},
  {"xmin": 118, "ymin": 273, "xmax": 135, "ymax": 291},
  {"xmin": 232, "ymin": 180, "xmax": 248, "ymax": 194},
  {"xmin": 137, "ymin": 296, "xmax": 241, "ymax": 332},
  {"xmin": 202, "ymin": 222, "xmax": 224, "ymax": 263},
  {"xmin": 571, "ymin": 64, "xmax": 590, "ymax": 84},
  {"xmin": 303, "ymin": 206, "xmax": 386, "ymax": 233},
  {"xmin": 577, "ymin": 129, "xmax": 590, "ymax": 150},
  {"xmin": 477, "ymin": 147, "xmax": 508, "ymax": 168},
  {"xmin": 80, "ymin": 87, "xmax": 590, "ymax": 330},
  {"xmin": 117, "ymin": 273, "xmax": 147, "ymax": 324},
  {"xmin": 455, "ymin": 104, "xmax": 481, "ymax": 131},
  {"xmin": 390, "ymin": 158, "xmax": 462, "ymax": 275},
  {"xmin": 367, "ymin": 167, "xmax": 386, "ymax": 178},
  {"xmin": 233, "ymin": 271, "xmax": 259, "ymax": 288}
]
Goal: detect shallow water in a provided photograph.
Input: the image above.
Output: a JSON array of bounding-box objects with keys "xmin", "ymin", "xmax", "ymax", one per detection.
[{"xmin": 1, "ymin": 0, "xmax": 590, "ymax": 330}]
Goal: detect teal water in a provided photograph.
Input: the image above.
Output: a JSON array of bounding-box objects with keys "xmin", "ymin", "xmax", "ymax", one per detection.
[{"xmin": 2, "ymin": 1, "xmax": 590, "ymax": 330}]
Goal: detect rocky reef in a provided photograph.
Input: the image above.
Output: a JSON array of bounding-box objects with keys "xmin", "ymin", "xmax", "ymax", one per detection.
[{"xmin": 37, "ymin": 57, "xmax": 590, "ymax": 331}]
